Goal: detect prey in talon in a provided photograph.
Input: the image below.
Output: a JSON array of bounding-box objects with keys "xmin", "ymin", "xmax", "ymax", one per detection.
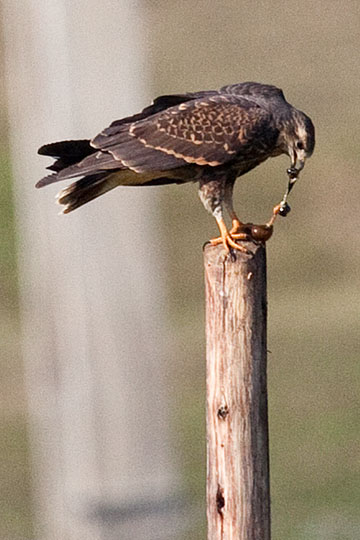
[{"xmin": 36, "ymin": 82, "xmax": 315, "ymax": 252}]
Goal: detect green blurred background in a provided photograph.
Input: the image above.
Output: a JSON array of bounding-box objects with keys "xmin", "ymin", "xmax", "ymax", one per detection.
[{"xmin": 1, "ymin": 1, "xmax": 360, "ymax": 538}]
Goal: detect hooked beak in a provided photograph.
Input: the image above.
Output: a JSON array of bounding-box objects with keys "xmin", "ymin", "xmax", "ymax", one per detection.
[
  {"xmin": 288, "ymin": 150, "xmax": 305, "ymax": 176},
  {"xmin": 279, "ymin": 145, "xmax": 309, "ymax": 217},
  {"xmin": 280, "ymin": 151, "xmax": 306, "ymax": 212}
]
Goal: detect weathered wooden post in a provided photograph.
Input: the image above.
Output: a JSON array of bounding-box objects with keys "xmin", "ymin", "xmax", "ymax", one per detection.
[{"xmin": 204, "ymin": 241, "xmax": 270, "ymax": 540}]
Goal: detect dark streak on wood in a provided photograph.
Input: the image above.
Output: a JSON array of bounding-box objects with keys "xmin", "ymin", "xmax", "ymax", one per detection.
[{"xmin": 216, "ymin": 484, "xmax": 225, "ymax": 515}]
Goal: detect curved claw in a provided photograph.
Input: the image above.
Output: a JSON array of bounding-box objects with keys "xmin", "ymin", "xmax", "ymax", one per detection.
[
  {"xmin": 210, "ymin": 231, "xmax": 249, "ymax": 246},
  {"xmin": 210, "ymin": 232, "xmax": 250, "ymax": 254},
  {"xmin": 226, "ymin": 235, "xmax": 250, "ymax": 253}
]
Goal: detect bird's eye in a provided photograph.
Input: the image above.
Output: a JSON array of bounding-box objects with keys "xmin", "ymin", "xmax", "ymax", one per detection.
[{"xmin": 296, "ymin": 141, "xmax": 304, "ymax": 150}]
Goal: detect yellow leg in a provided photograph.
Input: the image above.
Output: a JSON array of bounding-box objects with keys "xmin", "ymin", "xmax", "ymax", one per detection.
[
  {"xmin": 210, "ymin": 217, "xmax": 250, "ymax": 253},
  {"xmin": 211, "ymin": 204, "xmax": 283, "ymax": 250},
  {"xmin": 229, "ymin": 215, "xmax": 244, "ymax": 235}
]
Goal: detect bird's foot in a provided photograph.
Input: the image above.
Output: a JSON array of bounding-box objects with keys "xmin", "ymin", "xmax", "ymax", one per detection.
[
  {"xmin": 210, "ymin": 231, "xmax": 251, "ymax": 254},
  {"xmin": 211, "ymin": 202, "xmax": 289, "ymax": 252},
  {"xmin": 229, "ymin": 218, "xmax": 244, "ymax": 236},
  {"xmin": 210, "ymin": 220, "xmax": 274, "ymax": 251}
]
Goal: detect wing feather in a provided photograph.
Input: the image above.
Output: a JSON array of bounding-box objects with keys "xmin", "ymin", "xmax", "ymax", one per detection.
[
  {"xmin": 91, "ymin": 95, "xmax": 277, "ymax": 173},
  {"xmin": 100, "ymin": 90, "xmax": 218, "ymax": 132},
  {"xmin": 37, "ymin": 93, "xmax": 279, "ymax": 186}
]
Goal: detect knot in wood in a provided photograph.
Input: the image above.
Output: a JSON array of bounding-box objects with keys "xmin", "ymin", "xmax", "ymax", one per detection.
[{"xmin": 217, "ymin": 404, "xmax": 229, "ymax": 420}]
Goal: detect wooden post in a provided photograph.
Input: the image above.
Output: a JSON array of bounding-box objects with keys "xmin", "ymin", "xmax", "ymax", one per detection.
[{"xmin": 204, "ymin": 241, "xmax": 270, "ymax": 540}]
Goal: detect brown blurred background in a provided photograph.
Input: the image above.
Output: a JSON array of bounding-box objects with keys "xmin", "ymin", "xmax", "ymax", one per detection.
[{"xmin": 1, "ymin": 1, "xmax": 360, "ymax": 539}]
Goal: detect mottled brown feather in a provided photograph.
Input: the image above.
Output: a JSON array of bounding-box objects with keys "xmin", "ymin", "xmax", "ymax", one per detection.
[{"xmin": 92, "ymin": 95, "xmax": 278, "ymax": 172}]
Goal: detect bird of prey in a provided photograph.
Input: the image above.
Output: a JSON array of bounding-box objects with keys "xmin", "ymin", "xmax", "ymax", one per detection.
[{"xmin": 37, "ymin": 82, "xmax": 315, "ymax": 252}]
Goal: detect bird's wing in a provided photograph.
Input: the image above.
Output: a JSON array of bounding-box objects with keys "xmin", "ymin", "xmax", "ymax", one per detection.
[
  {"xmin": 37, "ymin": 95, "xmax": 277, "ymax": 185},
  {"xmin": 91, "ymin": 95, "xmax": 277, "ymax": 173},
  {"xmin": 220, "ymin": 82, "xmax": 286, "ymax": 102},
  {"xmin": 107, "ymin": 90, "xmax": 218, "ymax": 129}
]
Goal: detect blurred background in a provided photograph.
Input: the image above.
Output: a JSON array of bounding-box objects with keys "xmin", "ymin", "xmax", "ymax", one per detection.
[{"xmin": 1, "ymin": 1, "xmax": 360, "ymax": 539}]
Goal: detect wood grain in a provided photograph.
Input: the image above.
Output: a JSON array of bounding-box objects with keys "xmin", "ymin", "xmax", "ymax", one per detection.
[{"xmin": 204, "ymin": 242, "xmax": 270, "ymax": 540}]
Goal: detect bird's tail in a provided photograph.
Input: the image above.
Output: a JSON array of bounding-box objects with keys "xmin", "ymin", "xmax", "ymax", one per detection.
[
  {"xmin": 38, "ymin": 137, "xmax": 192, "ymax": 212},
  {"xmin": 38, "ymin": 139, "xmax": 95, "ymax": 172},
  {"xmin": 37, "ymin": 139, "xmax": 120, "ymax": 213},
  {"xmin": 56, "ymin": 173, "xmax": 120, "ymax": 213}
]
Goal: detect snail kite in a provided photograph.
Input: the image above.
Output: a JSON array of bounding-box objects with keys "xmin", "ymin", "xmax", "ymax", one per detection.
[{"xmin": 37, "ymin": 82, "xmax": 315, "ymax": 252}]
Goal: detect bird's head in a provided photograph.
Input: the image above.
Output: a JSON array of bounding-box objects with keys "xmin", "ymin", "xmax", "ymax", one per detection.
[
  {"xmin": 286, "ymin": 109, "xmax": 315, "ymax": 175},
  {"xmin": 274, "ymin": 108, "xmax": 315, "ymax": 216}
]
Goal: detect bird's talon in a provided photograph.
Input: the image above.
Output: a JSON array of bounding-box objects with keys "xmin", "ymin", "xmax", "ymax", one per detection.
[
  {"xmin": 210, "ymin": 232, "xmax": 250, "ymax": 253},
  {"xmin": 229, "ymin": 220, "xmax": 244, "ymax": 235},
  {"xmin": 229, "ymin": 232, "xmax": 251, "ymax": 241},
  {"xmin": 226, "ymin": 236, "xmax": 250, "ymax": 253},
  {"xmin": 210, "ymin": 237, "xmax": 223, "ymax": 246},
  {"xmin": 228, "ymin": 249, "xmax": 237, "ymax": 262},
  {"xmin": 221, "ymin": 239, "xmax": 230, "ymax": 253}
]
